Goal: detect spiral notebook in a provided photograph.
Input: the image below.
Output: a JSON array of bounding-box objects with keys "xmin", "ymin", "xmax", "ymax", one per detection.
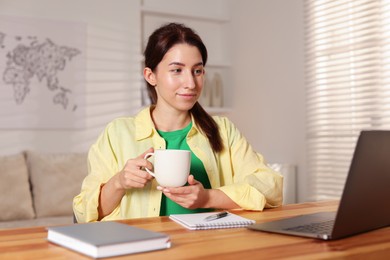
[{"xmin": 169, "ymin": 211, "xmax": 255, "ymax": 230}]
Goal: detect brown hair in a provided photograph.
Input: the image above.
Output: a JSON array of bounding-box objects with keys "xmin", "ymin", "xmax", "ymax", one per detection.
[{"xmin": 144, "ymin": 23, "xmax": 223, "ymax": 153}]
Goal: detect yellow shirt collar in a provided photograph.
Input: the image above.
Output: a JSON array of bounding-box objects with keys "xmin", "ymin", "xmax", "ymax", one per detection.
[{"xmin": 134, "ymin": 106, "xmax": 200, "ymax": 140}]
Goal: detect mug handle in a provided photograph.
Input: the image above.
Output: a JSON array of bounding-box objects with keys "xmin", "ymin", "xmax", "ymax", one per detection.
[{"xmin": 143, "ymin": 152, "xmax": 155, "ymax": 177}]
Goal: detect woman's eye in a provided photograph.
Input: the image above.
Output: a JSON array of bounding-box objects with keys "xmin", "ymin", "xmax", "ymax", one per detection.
[
  {"xmin": 171, "ymin": 68, "xmax": 182, "ymax": 73},
  {"xmin": 194, "ymin": 69, "xmax": 203, "ymax": 75}
]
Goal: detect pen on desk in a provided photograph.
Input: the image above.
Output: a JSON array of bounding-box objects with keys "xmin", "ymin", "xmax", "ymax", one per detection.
[{"xmin": 204, "ymin": 211, "xmax": 229, "ymax": 221}]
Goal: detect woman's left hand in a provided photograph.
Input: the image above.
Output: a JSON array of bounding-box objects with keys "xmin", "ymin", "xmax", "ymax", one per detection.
[{"xmin": 157, "ymin": 175, "xmax": 210, "ymax": 209}]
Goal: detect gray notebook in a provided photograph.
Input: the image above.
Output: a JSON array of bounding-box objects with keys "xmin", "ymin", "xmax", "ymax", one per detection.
[
  {"xmin": 248, "ymin": 130, "xmax": 390, "ymax": 240},
  {"xmin": 47, "ymin": 221, "xmax": 171, "ymax": 258}
]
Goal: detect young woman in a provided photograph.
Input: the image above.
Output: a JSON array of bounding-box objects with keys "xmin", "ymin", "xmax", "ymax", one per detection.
[{"xmin": 73, "ymin": 23, "xmax": 283, "ymax": 222}]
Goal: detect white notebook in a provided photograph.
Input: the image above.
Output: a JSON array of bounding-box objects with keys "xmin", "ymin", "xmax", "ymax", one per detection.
[{"xmin": 169, "ymin": 211, "xmax": 255, "ymax": 230}]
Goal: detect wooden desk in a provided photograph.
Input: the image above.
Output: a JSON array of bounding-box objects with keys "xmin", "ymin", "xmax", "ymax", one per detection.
[{"xmin": 1, "ymin": 200, "xmax": 389, "ymax": 259}]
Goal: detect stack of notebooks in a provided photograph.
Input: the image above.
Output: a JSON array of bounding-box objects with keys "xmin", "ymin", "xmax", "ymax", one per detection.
[{"xmin": 169, "ymin": 211, "xmax": 255, "ymax": 230}]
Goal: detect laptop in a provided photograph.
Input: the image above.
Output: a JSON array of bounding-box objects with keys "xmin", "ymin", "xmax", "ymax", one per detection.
[{"xmin": 248, "ymin": 130, "xmax": 390, "ymax": 240}]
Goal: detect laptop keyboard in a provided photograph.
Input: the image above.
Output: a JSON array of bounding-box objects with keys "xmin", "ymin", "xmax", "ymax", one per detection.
[{"xmin": 284, "ymin": 220, "xmax": 335, "ymax": 234}]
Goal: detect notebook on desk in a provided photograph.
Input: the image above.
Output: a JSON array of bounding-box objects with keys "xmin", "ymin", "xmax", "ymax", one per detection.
[
  {"xmin": 248, "ymin": 130, "xmax": 390, "ymax": 240},
  {"xmin": 170, "ymin": 211, "xmax": 255, "ymax": 230}
]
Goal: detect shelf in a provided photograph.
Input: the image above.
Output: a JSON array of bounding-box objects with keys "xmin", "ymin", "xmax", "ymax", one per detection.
[
  {"xmin": 206, "ymin": 62, "xmax": 231, "ymax": 68},
  {"xmin": 141, "ymin": 6, "xmax": 230, "ymax": 23},
  {"xmin": 205, "ymin": 107, "xmax": 232, "ymax": 115}
]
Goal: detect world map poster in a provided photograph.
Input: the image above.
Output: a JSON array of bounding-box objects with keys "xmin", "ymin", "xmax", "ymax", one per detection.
[{"xmin": 0, "ymin": 15, "xmax": 86, "ymax": 129}]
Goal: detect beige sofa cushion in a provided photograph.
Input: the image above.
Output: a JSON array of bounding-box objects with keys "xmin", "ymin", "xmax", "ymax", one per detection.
[
  {"xmin": 26, "ymin": 151, "xmax": 88, "ymax": 218},
  {"xmin": 0, "ymin": 153, "xmax": 35, "ymax": 221}
]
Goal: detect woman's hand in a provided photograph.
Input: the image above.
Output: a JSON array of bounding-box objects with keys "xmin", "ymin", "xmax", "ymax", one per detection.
[
  {"xmin": 158, "ymin": 175, "xmax": 240, "ymax": 210},
  {"xmin": 158, "ymin": 175, "xmax": 210, "ymax": 209},
  {"xmin": 116, "ymin": 147, "xmax": 155, "ymax": 190},
  {"xmin": 98, "ymin": 147, "xmax": 155, "ymax": 220}
]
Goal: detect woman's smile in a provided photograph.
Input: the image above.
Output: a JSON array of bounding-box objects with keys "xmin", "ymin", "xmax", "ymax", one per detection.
[{"xmin": 177, "ymin": 92, "xmax": 198, "ymax": 99}]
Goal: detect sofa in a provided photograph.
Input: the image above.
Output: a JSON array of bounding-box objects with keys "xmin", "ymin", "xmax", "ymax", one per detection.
[{"xmin": 0, "ymin": 151, "xmax": 88, "ymax": 229}]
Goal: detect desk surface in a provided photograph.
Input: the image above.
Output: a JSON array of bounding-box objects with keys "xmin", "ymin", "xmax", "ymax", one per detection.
[{"xmin": 1, "ymin": 200, "xmax": 389, "ymax": 259}]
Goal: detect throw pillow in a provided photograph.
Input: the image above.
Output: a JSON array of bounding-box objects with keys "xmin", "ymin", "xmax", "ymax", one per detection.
[
  {"xmin": 0, "ymin": 153, "xmax": 35, "ymax": 221},
  {"xmin": 26, "ymin": 151, "xmax": 88, "ymax": 218}
]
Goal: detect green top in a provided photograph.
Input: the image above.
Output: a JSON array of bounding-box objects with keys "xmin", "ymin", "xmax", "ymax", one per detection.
[{"xmin": 157, "ymin": 122, "xmax": 213, "ymax": 216}]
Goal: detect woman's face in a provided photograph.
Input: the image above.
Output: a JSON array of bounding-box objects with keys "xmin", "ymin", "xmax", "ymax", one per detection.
[{"xmin": 150, "ymin": 43, "xmax": 204, "ymax": 112}]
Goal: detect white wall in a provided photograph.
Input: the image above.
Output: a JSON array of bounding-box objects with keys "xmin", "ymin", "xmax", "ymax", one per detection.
[
  {"xmin": 228, "ymin": 0, "xmax": 307, "ymax": 202},
  {"xmin": 0, "ymin": 0, "xmax": 142, "ymax": 155}
]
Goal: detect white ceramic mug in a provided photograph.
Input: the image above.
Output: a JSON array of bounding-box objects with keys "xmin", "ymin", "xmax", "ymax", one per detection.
[{"xmin": 144, "ymin": 149, "xmax": 191, "ymax": 187}]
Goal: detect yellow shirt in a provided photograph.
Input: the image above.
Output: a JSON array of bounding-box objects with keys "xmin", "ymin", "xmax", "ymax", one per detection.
[{"xmin": 73, "ymin": 106, "xmax": 283, "ymax": 223}]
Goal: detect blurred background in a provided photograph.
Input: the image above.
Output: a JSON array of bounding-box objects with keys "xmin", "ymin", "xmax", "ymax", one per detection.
[{"xmin": 2, "ymin": 0, "xmax": 385, "ymax": 205}]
